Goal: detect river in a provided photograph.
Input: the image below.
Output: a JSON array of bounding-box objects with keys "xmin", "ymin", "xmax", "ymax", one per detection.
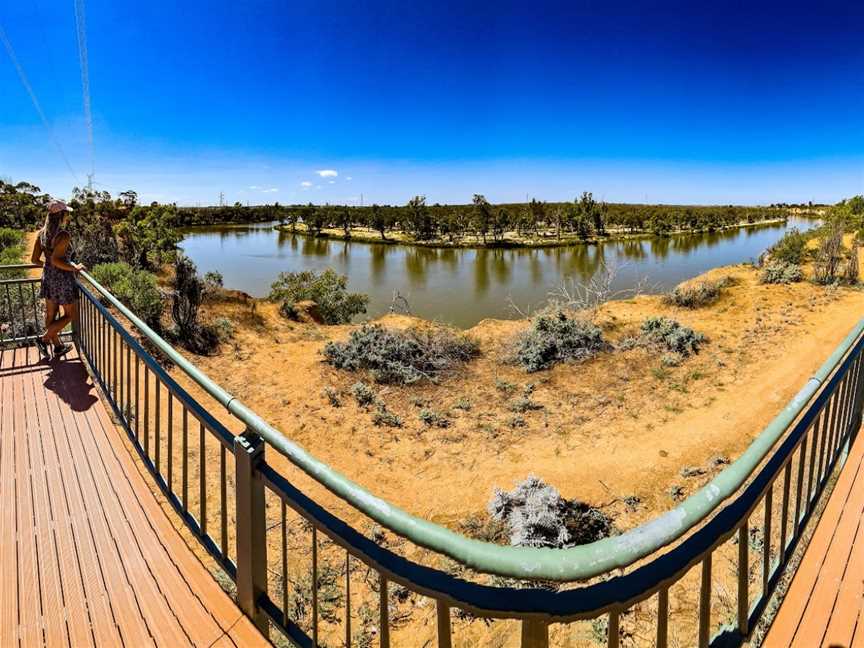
[{"xmin": 179, "ymin": 218, "xmax": 818, "ymax": 328}]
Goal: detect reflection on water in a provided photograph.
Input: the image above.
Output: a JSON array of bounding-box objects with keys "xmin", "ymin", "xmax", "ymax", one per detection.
[{"xmin": 180, "ymin": 218, "xmax": 818, "ymax": 328}]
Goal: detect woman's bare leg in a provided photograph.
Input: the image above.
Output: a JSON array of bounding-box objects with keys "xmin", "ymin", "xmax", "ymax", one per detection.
[
  {"xmin": 42, "ymin": 300, "xmax": 58, "ymax": 343},
  {"xmin": 46, "ymin": 302, "xmax": 77, "ymax": 345}
]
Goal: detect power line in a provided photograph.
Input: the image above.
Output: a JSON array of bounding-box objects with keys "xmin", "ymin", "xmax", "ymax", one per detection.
[
  {"xmin": 0, "ymin": 21, "xmax": 80, "ymax": 184},
  {"xmin": 73, "ymin": 0, "xmax": 95, "ymax": 182}
]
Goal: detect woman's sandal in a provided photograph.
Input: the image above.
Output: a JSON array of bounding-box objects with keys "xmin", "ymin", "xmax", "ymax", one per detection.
[
  {"xmin": 53, "ymin": 343, "xmax": 72, "ymax": 359},
  {"xmin": 35, "ymin": 337, "xmax": 51, "ymax": 359}
]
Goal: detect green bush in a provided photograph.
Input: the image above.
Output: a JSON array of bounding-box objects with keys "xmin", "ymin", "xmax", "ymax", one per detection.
[
  {"xmin": 0, "ymin": 228, "xmax": 24, "ymax": 278},
  {"xmin": 203, "ymin": 271, "xmax": 224, "ymax": 297},
  {"xmin": 90, "ymin": 262, "xmax": 164, "ymax": 327},
  {"xmin": 640, "ymin": 317, "xmax": 705, "ymax": 356},
  {"xmin": 514, "ymin": 309, "xmax": 608, "ymax": 372},
  {"xmin": 372, "ymin": 404, "xmax": 403, "ymax": 428},
  {"xmin": 270, "ymin": 268, "xmax": 368, "ymax": 324},
  {"xmin": 760, "ymin": 261, "xmax": 803, "ymax": 284},
  {"xmin": 418, "ymin": 408, "xmax": 450, "ymax": 428},
  {"xmin": 0, "ymin": 227, "xmax": 23, "ymax": 251},
  {"xmin": 768, "ymin": 228, "xmax": 808, "ymax": 265},
  {"xmin": 350, "ymin": 381, "xmax": 376, "ymax": 406},
  {"xmin": 663, "ymin": 279, "xmax": 725, "ymax": 309},
  {"xmin": 324, "ymin": 324, "xmax": 479, "ymax": 384},
  {"xmin": 213, "ymin": 316, "xmax": 235, "ymax": 341}
]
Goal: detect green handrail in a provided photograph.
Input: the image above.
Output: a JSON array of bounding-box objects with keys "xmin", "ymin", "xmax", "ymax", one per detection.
[{"xmin": 76, "ymin": 268, "xmax": 864, "ymax": 581}]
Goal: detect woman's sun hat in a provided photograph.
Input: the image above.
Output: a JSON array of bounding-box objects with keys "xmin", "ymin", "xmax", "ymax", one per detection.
[{"xmin": 47, "ymin": 200, "xmax": 73, "ymax": 214}]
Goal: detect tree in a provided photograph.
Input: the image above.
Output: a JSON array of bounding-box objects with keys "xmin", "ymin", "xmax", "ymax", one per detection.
[
  {"xmin": 303, "ymin": 204, "xmax": 326, "ymax": 236},
  {"xmin": 491, "ymin": 207, "xmax": 510, "ymax": 244},
  {"xmin": 336, "ymin": 206, "xmax": 352, "ymax": 239},
  {"xmin": 369, "ymin": 204, "xmax": 390, "ymax": 240},
  {"xmin": 472, "ymin": 194, "xmax": 492, "ymax": 244},
  {"xmin": 406, "ymin": 196, "xmax": 434, "ymax": 240},
  {"xmin": 269, "ymin": 268, "xmax": 369, "ymax": 324},
  {"xmin": 114, "ymin": 203, "xmax": 181, "ymax": 269},
  {"xmin": 0, "ymin": 179, "xmax": 47, "ymax": 229}
]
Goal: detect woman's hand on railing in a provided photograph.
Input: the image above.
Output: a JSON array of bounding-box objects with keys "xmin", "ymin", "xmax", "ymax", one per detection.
[{"xmin": 74, "ymin": 262, "xmax": 87, "ymax": 273}]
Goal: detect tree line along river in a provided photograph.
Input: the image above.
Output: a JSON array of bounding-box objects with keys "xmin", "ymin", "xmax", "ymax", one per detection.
[{"xmin": 179, "ymin": 217, "xmax": 818, "ymax": 328}]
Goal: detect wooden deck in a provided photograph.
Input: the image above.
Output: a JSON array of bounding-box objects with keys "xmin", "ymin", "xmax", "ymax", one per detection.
[
  {"xmin": 763, "ymin": 430, "xmax": 864, "ymax": 648},
  {"xmin": 0, "ymin": 345, "xmax": 267, "ymax": 647}
]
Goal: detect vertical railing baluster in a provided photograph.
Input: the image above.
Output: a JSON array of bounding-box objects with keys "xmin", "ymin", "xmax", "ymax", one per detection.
[
  {"xmin": 807, "ymin": 416, "xmax": 819, "ymax": 511},
  {"xmin": 763, "ymin": 485, "xmax": 773, "ymax": 592},
  {"xmin": 16, "ymin": 283, "xmax": 27, "ymax": 337},
  {"xmin": 698, "ymin": 555, "xmax": 711, "ymax": 648},
  {"xmin": 2, "ymin": 284, "xmax": 10, "ymax": 344},
  {"xmin": 817, "ymin": 397, "xmax": 832, "ymax": 484},
  {"xmin": 436, "ymin": 600, "xmax": 451, "ymax": 648},
  {"xmin": 794, "ymin": 434, "xmax": 807, "ymax": 532},
  {"xmin": 608, "ymin": 610, "xmax": 620, "ymax": 648},
  {"xmin": 780, "ymin": 462, "xmax": 791, "ymax": 558},
  {"xmin": 182, "ymin": 407, "xmax": 189, "ymax": 511},
  {"xmin": 107, "ymin": 322, "xmax": 112, "ymax": 395},
  {"xmin": 118, "ymin": 337, "xmax": 124, "ymax": 415},
  {"xmin": 134, "ymin": 355, "xmax": 140, "ymax": 441},
  {"xmin": 345, "ymin": 552, "xmax": 352, "ymax": 648},
  {"xmin": 220, "ymin": 444, "xmax": 228, "ymax": 559},
  {"xmin": 3, "ymin": 284, "xmax": 12, "ymax": 343},
  {"xmin": 155, "ymin": 380, "xmax": 161, "ymax": 473},
  {"xmin": 29, "ymin": 283, "xmax": 38, "ymax": 331},
  {"xmin": 144, "ymin": 365, "xmax": 150, "ymax": 456},
  {"xmin": 737, "ymin": 521, "xmax": 749, "ymax": 637},
  {"xmin": 656, "ymin": 587, "xmax": 669, "ymax": 648},
  {"xmin": 281, "ymin": 499, "xmax": 288, "ymax": 630},
  {"xmin": 167, "ymin": 392, "xmax": 174, "ymax": 489},
  {"xmin": 831, "ymin": 377, "xmax": 848, "ymax": 457},
  {"xmin": 379, "ymin": 573, "xmax": 389, "ymax": 648},
  {"xmin": 99, "ymin": 312, "xmax": 105, "ymax": 382},
  {"xmin": 200, "ymin": 421, "xmax": 207, "ymax": 535},
  {"xmin": 112, "ymin": 327, "xmax": 118, "ymax": 402},
  {"xmin": 826, "ymin": 380, "xmax": 844, "ymax": 465},
  {"xmin": 840, "ymin": 360, "xmax": 858, "ymax": 440},
  {"xmin": 312, "ymin": 528, "xmax": 319, "ymax": 647},
  {"xmin": 125, "ymin": 344, "xmax": 131, "ymax": 423}
]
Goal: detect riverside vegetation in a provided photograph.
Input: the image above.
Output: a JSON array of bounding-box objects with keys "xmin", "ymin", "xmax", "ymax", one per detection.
[{"xmin": 176, "ymin": 191, "xmax": 820, "ymax": 249}]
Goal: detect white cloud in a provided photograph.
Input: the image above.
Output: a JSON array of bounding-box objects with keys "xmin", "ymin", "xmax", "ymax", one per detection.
[
  {"xmin": 248, "ymin": 185, "xmax": 259, "ymax": 190},
  {"xmin": 316, "ymin": 169, "xmax": 338, "ymax": 178},
  {"xmin": 328, "ymin": 180, "xmax": 335, "ymax": 184},
  {"xmin": 346, "ymin": 176, "xmax": 352, "ymax": 181},
  {"xmin": 263, "ymin": 187, "xmax": 279, "ymax": 193},
  {"xmin": 300, "ymin": 181, "xmax": 312, "ymax": 188}
]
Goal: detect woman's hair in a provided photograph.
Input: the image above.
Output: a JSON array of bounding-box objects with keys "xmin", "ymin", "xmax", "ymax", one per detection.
[{"xmin": 41, "ymin": 210, "xmax": 65, "ymax": 248}]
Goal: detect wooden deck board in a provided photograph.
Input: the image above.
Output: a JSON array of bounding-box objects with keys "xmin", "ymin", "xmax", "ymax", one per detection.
[
  {"xmin": 0, "ymin": 346, "xmax": 266, "ymax": 647},
  {"xmin": 22, "ymin": 356, "xmax": 72, "ymax": 647},
  {"xmin": 764, "ymin": 432, "xmax": 864, "ymax": 647},
  {"xmin": 26, "ymin": 348, "xmax": 100, "ymax": 648},
  {"xmin": 13, "ymin": 349, "xmax": 46, "ymax": 647},
  {"xmin": 0, "ymin": 348, "xmax": 21, "ymax": 647}
]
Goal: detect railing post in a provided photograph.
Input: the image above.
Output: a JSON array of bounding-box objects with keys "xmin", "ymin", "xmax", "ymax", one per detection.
[
  {"xmin": 521, "ymin": 618, "xmax": 549, "ymax": 648},
  {"xmin": 235, "ymin": 431, "xmax": 269, "ymax": 637}
]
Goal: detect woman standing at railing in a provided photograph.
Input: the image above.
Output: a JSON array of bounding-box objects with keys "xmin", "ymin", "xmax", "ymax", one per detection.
[{"xmin": 30, "ymin": 200, "xmax": 86, "ymax": 359}]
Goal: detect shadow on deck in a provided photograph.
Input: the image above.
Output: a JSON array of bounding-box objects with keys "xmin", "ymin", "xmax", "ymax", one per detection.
[{"xmin": 0, "ymin": 345, "xmax": 267, "ymax": 647}]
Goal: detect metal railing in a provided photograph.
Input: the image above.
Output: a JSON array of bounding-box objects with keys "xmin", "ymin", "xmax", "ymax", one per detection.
[
  {"xmin": 2, "ymin": 262, "xmax": 862, "ymax": 647},
  {"xmin": 0, "ymin": 265, "xmax": 46, "ymax": 345}
]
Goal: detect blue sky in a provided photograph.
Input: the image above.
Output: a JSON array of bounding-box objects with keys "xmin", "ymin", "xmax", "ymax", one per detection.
[{"xmin": 1, "ymin": 1, "xmax": 862, "ymax": 206}]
